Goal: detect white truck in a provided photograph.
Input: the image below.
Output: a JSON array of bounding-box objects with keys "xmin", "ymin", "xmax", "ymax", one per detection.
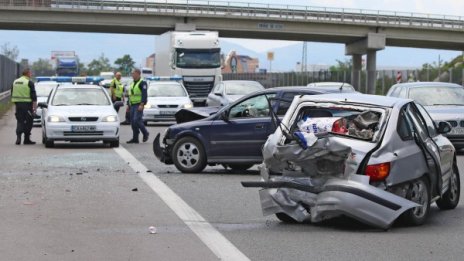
[{"xmin": 155, "ymin": 31, "xmax": 222, "ymax": 105}]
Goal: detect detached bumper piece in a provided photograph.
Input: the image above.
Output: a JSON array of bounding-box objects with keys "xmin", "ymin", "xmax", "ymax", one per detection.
[
  {"xmin": 242, "ymin": 175, "xmax": 419, "ymax": 229},
  {"xmin": 153, "ymin": 133, "xmax": 173, "ymax": 164}
]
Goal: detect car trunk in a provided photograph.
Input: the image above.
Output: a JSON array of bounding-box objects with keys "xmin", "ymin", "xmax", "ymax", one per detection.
[{"xmin": 242, "ymin": 103, "xmax": 419, "ymax": 229}]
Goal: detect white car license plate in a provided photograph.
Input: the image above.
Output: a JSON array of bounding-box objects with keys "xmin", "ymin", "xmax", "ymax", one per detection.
[
  {"xmin": 160, "ymin": 111, "xmax": 176, "ymax": 115},
  {"xmin": 450, "ymin": 127, "xmax": 464, "ymax": 135},
  {"xmin": 72, "ymin": 125, "xmax": 96, "ymax": 132}
]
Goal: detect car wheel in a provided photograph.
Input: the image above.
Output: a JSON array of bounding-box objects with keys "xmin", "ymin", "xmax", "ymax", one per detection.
[
  {"xmin": 275, "ymin": 213, "xmax": 298, "ymax": 223},
  {"xmin": 401, "ymin": 177, "xmax": 430, "ymax": 226},
  {"xmin": 227, "ymin": 164, "xmax": 254, "ymax": 172},
  {"xmin": 110, "ymin": 139, "xmax": 120, "ymax": 148},
  {"xmin": 42, "ymin": 130, "xmax": 54, "ymax": 148},
  {"xmin": 172, "ymin": 136, "xmax": 207, "ymax": 173},
  {"xmin": 436, "ymin": 164, "xmax": 460, "ymax": 210}
]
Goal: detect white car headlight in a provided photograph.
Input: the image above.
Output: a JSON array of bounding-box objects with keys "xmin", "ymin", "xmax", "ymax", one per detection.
[
  {"xmin": 183, "ymin": 103, "xmax": 193, "ymax": 109},
  {"xmin": 102, "ymin": 115, "xmax": 118, "ymax": 122},
  {"xmin": 144, "ymin": 103, "xmax": 151, "ymax": 109},
  {"xmin": 47, "ymin": 115, "xmax": 65, "ymax": 122}
]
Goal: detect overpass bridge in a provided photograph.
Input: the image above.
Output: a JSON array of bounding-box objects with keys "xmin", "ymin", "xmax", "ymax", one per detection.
[{"xmin": 0, "ymin": 0, "xmax": 463, "ymax": 92}]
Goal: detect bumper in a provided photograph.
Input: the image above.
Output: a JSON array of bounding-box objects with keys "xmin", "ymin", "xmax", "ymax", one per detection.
[
  {"xmin": 446, "ymin": 135, "xmax": 464, "ymax": 148},
  {"xmin": 143, "ymin": 109, "xmax": 177, "ymax": 122},
  {"xmin": 45, "ymin": 122, "xmax": 119, "ymax": 142},
  {"xmin": 242, "ymin": 174, "xmax": 419, "ymax": 229},
  {"xmin": 153, "ymin": 133, "xmax": 173, "ymax": 164}
]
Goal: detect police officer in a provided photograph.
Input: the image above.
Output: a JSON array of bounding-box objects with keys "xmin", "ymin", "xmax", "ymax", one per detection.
[
  {"xmin": 110, "ymin": 72, "xmax": 124, "ymax": 112},
  {"xmin": 127, "ymin": 68, "xmax": 149, "ymax": 144},
  {"xmin": 11, "ymin": 68, "xmax": 37, "ymax": 145}
]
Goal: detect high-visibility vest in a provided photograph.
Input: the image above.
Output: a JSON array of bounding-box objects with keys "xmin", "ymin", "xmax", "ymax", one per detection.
[
  {"xmin": 111, "ymin": 78, "xmax": 124, "ymax": 98},
  {"xmin": 11, "ymin": 76, "xmax": 32, "ymax": 103},
  {"xmin": 129, "ymin": 79, "xmax": 143, "ymax": 105}
]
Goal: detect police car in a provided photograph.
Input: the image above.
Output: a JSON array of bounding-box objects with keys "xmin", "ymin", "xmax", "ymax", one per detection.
[
  {"xmin": 37, "ymin": 76, "xmax": 120, "ymax": 148},
  {"xmin": 143, "ymin": 76, "xmax": 193, "ymax": 124},
  {"xmin": 34, "ymin": 80, "xmax": 59, "ymax": 126}
]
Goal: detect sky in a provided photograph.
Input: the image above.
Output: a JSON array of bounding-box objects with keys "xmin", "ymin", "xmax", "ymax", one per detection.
[{"xmin": 0, "ymin": 0, "xmax": 462, "ymax": 69}]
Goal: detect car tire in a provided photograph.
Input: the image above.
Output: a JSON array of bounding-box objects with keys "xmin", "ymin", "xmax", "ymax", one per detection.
[
  {"xmin": 110, "ymin": 139, "xmax": 120, "ymax": 148},
  {"xmin": 172, "ymin": 136, "xmax": 207, "ymax": 173},
  {"xmin": 42, "ymin": 130, "xmax": 54, "ymax": 148},
  {"xmin": 436, "ymin": 164, "xmax": 460, "ymax": 210},
  {"xmin": 227, "ymin": 164, "xmax": 254, "ymax": 172},
  {"xmin": 401, "ymin": 177, "xmax": 430, "ymax": 226},
  {"xmin": 275, "ymin": 213, "xmax": 298, "ymax": 223}
]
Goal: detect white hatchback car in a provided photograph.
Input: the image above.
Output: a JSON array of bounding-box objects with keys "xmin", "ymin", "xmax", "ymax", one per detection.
[
  {"xmin": 34, "ymin": 81, "xmax": 59, "ymax": 126},
  {"xmin": 143, "ymin": 79, "xmax": 193, "ymax": 124},
  {"xmin": 39, "ymin": 84, "xmax": 120, "ymax": 148}
]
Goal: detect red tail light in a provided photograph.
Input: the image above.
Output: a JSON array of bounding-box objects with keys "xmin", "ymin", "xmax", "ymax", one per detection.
[
  {"xmin": 365, "ymin": 162, "xmax": 390, "ymax": 181},
  {"xmin": 332, "ymin": 118, "xmax": 348, "ymax": 134}
]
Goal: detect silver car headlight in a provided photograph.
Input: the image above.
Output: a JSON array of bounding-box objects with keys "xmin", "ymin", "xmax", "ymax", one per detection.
[
  {"xmin": 102, "ymin": 115, "xmax": 118, "ymax": 122},
  {"xmin": 183, "ymin": 103, "xmax": 193, "ymax": 109},
  {"xmin": 47, "ymin": 115, "xmax": 65, "ymax": 122}
]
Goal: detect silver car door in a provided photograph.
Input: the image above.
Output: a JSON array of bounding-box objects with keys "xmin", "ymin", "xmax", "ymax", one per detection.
[
  {"xmin": 416, "ymin": 103, "xmax": 454, "ymax": 192},
  {"xmin": 406, "ymin": 103, "xmax": 443, "ymax": 193}
]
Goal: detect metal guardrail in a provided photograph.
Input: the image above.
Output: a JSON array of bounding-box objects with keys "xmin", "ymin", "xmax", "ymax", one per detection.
[
  {"xmin": 0, "ymin": 90, "xmax": 10, "ymax": 101},
  {"xmin": 0, "ymin": 0, "xmax": 462, "ymax": 30}
]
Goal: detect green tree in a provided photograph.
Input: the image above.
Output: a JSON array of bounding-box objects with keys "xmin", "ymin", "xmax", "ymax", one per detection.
[
  {"xmin": 1, "ymin": 42, "xmax": 19, "ymax": 61},
  {"xmin": 329, "ymin": 59, "xmax": 352, "ymax": 72},
  {"xmin": 114, "ymin": 54, "xmax": 135, "ymax": 76},
  {"xmin": 87, "ymin": 53, "xmax": 112, "ymax": 76},
  {"xmin": 78, "ymin": 62, "xmax": 88, "ymax": 76},
  {"xmin": 31, "ymin": 58, "xmax": 54, "ymax": 76}
]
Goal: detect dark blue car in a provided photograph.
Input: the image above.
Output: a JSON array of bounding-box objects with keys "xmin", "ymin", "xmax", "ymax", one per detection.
[{"xmin": 153, "ymin": 86, "xmax": 356, "ymax": 173}]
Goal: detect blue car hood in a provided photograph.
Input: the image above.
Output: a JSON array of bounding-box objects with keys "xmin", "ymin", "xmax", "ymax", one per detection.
[{"xmin": 175, "ymin": 106, "xmax": 221, "ymax": 123}]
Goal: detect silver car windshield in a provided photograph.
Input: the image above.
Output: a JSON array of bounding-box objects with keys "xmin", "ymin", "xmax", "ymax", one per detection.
[
  {"xmin": 36, "ymin": 83, "xmax": 57, "ymax": 97},
  {"xmin": 147, "ymin": 83, "xmax": 187, "ymax": 97},
  {"xmin": 52, "ymin": 88, "xmax": 110, "ymax": 106},
  {"xmin": 409, "ymin": 87, "xmax": 464, "ymax": 106},
  {"xmin": 225, "ymin": 83, "xmax": 263, "ymax": 95}
]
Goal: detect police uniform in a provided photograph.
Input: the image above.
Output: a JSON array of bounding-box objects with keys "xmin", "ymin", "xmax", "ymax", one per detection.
[
  {"xmin": 11, "ymin": 75, "xmax": 37, "ymax": 145},
  {"xmin": 110, "ymin": 77, "xmax": 124, "ymax": 112},
  {"xmin": 127, "ymin": 78, "xmax": 149, "ymax": 143}
]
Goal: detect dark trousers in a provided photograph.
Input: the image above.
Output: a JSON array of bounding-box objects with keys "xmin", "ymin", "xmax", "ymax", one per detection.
[
  {"xmin": 15, "ymin": 103, "xmax": 33, "ymax": 137},
  {"xmin": 113, "ymin": 97, "xmax": 123, "ymax": 112},
  {"xmin": 130, "ymin": 104, "xmax": 148, "ymax": 141}
]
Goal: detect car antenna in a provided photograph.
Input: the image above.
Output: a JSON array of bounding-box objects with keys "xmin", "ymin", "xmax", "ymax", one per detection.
[{"xmin": 339, "ymin": 82, "xmax": 345, "ymax": 92}]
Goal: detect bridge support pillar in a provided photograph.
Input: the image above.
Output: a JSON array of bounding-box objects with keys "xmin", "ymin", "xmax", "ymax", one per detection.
[
  {"xmin": 346, "ymin": 33, "xmax": 385, "ymax": 94},
  {"xmin": 366, "ymin": 50, "xmax": 377, "ymax": 94},
  {"xmin": 351, "ymin": 54, "xmax": 362, "ymax": 92}
]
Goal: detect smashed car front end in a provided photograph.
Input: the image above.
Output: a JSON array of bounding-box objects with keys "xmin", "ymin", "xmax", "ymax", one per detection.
[
  {"xmin": 243, "ymin": 96, "xmax": 420, "ymax": 229},
  {"xmin": 153, "ymin": 128, "xmax": 174, "ymax": 164}
]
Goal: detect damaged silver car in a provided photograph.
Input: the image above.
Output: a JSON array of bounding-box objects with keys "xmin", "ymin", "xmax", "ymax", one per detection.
[{"xmin": 242, "ymin": 93, "xmax": 460, "ymax": 229}]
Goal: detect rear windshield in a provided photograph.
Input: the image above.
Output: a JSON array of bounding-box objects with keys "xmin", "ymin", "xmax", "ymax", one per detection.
[{"xmin": 292, "ymin": 107, "xmax": 382, "ymax": 141}]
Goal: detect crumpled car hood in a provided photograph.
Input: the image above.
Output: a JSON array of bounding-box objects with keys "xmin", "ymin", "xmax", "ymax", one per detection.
[{"xmin": 175, "ymin": 106, "xmax": 221, "ymax": 123}]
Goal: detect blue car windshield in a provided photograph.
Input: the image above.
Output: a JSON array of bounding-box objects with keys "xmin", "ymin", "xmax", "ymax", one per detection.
[{"xmin": 409, "ymin": 87, "xmax": 464, "ymax": 106}]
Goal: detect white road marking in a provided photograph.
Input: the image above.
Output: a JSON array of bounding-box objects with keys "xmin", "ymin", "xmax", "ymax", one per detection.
[{"xmin": 113, "ymin": 147, "xmax": 250, "ymax": 261}]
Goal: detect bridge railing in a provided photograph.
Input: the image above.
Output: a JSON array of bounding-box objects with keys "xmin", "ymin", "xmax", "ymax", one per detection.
[{"xmin": 0, "ymin": 0, "xmax": 462, "ymax": 30}]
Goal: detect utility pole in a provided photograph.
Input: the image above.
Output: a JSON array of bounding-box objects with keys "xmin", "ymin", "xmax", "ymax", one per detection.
[{"xmin": 301, "ymin": 42, "xmax": 308, "ymax": 72}]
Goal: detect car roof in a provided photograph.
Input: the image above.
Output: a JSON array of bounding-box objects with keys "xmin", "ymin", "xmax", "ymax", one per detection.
[
  {"xmin": 148, "ymin": 81, "xmax": 181, "ymax": 85},
  {"xmin": 297, "ymin": 93, "xmax": 411, "ymax": 107},
  {"xmin": 36, "ymin": 81, "xmax": 58, "ymax": 85},
  {"xmin": 57, "ymin": 84, "xmax": 102, "ymax": 89},
  {"xmin": 307, "ymin": 82, "xmax": 354, "ymax": 87},
  {"xmin": 391, "ymin": 82, "xmax": 463, "ymax": 89}
]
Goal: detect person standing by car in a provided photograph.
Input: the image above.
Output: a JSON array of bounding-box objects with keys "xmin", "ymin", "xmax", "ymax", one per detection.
[
  {"xmin": 110, "ymin": 72, "xmax": 124, "ymax": 112},
  {"xmin": 11, "ymin": 68, "xmax": 37, "ymax": 145},
  {"xmin": 127, "ymin": 69, "xmax": 149, "ymax": 144}
]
